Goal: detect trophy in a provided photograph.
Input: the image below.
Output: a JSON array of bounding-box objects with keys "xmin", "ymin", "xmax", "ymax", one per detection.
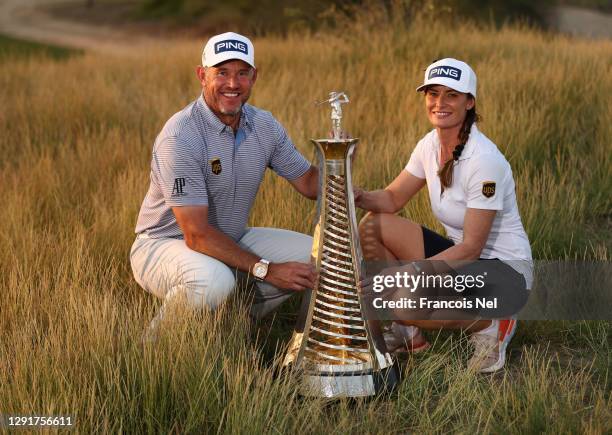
[{"xmin": 283, "ymin": 92, "xmax": 399, "ymax": 397}]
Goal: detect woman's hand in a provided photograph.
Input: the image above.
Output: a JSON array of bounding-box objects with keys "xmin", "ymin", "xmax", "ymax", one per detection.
[{"xmin": 353, "ymin": 187, "xmax": 367, "ymax": 209}]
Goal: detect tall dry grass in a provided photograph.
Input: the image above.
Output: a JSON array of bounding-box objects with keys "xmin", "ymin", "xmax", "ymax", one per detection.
[{"xmin": 1, "ymin": 5, "xmax": 611, "ymax": 433}]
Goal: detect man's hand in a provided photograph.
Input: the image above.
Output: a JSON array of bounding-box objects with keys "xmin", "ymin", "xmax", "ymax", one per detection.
[{"xmin": 266, "ymin": 261, "xmax": 317, "ymax": 291}]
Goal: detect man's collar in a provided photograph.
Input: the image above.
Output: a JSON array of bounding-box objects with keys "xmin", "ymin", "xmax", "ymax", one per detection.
[
  {"xmin": 239, "ymin": 105, "xmax": 252, "ymax": 131},
  {"xmin": 197, "ymin": 95, "xmax": 252, "ymax": 133}
]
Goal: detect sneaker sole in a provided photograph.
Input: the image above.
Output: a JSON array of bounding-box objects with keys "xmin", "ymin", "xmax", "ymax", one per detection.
[
  {"xmin": 479, "ymin": 319, "xmax": 517, "ymax": 373},
  {"xmin": 383, "ymin": 326, "xmax": 431, "ymax": 355}
]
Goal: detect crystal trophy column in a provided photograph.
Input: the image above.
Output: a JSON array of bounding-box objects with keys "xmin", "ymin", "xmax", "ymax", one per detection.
[{"xmin": 283, "ymin": 92, "xmax": 399, "ymax": 398}]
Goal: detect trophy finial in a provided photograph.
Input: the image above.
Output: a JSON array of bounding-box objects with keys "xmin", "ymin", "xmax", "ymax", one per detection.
[{"xmin": 316, "ymin": 91, "xmax": 350, "ymax": 139}]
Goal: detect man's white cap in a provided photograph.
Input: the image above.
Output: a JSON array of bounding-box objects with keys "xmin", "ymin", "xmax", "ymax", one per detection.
[
  {"xmin": 202, "ymin": 32, "xmax": 255, "ymax": 68},
  {"xmin": 416, "ymin": 58, "xmax": 477, "ymax": 97}
]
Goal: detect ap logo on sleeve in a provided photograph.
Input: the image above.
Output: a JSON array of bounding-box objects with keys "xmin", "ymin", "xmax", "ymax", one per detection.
[{"xmin": 171, "ymin": 177, "xmax": 186, "ymax": 197}]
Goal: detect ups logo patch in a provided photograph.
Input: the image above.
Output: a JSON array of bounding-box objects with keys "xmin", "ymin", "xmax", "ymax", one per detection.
[
  {"xmin": 482, "ymin": 181, "xmax": 496, "ymax": 198},
  {"xmin": 210, "ymin": 157, "xmax": 222, "ymax": 175}
]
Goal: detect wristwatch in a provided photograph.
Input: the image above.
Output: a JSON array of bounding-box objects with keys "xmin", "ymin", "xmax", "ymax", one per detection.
[{"xmin": 252, "ymin": 259, "xmax": 270, "ymax": 281}]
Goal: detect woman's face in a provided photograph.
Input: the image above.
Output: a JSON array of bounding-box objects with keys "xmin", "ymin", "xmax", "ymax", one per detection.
[{"xmin": 425, "ymin": 85, "xmax": 474, "ymax": 130}]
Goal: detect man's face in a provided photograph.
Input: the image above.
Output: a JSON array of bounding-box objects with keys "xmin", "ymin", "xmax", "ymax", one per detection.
[
  {"xmin": 425, "ymin": 85, "xmax": 474, "ymax": 130},
  {"xmin": 198, "ymin": 60, "xmax": 257, "ymax": 119}
]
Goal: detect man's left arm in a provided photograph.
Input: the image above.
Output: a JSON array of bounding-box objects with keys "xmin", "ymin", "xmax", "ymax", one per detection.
[{"xmin": 288, "ymin": 165, "xmax": 319, "ymax": 200}]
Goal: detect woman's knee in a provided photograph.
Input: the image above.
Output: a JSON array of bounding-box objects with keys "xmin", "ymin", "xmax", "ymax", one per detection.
[{"xmin": 359, "ymin": 212, "xmax": 393, "ymax": 240}]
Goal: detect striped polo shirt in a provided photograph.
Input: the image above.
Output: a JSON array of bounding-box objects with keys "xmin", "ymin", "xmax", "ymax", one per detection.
[{"xmin": 135, "ymin": 95, "xmax": 311, "ymax": 241}]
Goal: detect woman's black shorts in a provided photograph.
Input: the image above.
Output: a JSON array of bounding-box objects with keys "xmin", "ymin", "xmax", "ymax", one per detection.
[{"xmin": 419, "ymin": 226, "xmax": 530, "ymax": 319}]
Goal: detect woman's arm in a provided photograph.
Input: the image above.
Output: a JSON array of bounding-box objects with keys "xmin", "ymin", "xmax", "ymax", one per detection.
[
  {"xmin": 355, "ymin": 170, "xmax": 426, "ymax": 213},
  {"xmin": 430, "ymin": 208, "xmax": 496, "ymax": 261}
]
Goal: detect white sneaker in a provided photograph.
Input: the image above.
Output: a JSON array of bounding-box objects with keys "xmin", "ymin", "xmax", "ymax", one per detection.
[
  {"xmin": 142, "ymin": 286, "xmax": 185, "ymax": 344},
  {"xmin": 468, "ymin": 318, "xmax": 517, "ymax": 373},
  {"xmin": 383, "ymin": 322, "xmax": 430, "ymax": 354}
]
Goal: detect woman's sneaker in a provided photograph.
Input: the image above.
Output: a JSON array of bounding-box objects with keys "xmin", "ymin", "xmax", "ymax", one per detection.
[
  {"xmin": 468, "ymin": 318, "xmax": 517, "ymax": 373},
  {"xmin": 383, "ymin": 322, "xmax": 430, "ymax": 354}
]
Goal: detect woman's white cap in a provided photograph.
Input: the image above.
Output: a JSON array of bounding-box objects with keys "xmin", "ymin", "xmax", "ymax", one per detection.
[
  {"xmin": 416, "ymin": 58, "xmax": 477, "ymax": 97},
  {"xmin": 202, "ymin": 32, "xmax": 255, "ymax": 68}
]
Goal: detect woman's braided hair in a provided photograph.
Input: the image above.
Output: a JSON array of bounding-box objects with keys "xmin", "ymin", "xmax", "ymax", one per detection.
[{"xmin": 437, "ymin": 100, "xmax": 480, "ymax": 189}]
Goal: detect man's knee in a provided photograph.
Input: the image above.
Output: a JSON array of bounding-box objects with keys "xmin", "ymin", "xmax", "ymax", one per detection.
[
  {"xmin": 271, "ymin": 230, "xmax": 313, "ymax": 264},
  {"xmin": 291, "ymin": 233, "xmax": 313, "ymax": 263},
  {"xmin": 184, "ymin": 264, "xmax": 236, "ymax": 310}
]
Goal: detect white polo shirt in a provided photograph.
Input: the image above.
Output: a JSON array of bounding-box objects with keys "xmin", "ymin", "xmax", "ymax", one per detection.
[{"xmin": 405, "ymin": 124, "xmax": 533, "ymax": 288}]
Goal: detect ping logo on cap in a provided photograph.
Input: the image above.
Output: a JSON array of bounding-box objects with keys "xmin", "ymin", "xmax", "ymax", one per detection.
[
  {"xmin": 429, "ymin": 66, "xmax": 462, "ymax": 81},
  {"xmin": 215, "ymin": 40, "xmax": 248, "ymax": 55}
]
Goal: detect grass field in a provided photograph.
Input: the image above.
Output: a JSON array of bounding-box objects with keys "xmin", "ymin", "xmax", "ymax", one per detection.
[
  {"xmin": 0, "ymin": 5, "xmax": 611, "ymax": 433},
  {"xmin": 0, "ymin": 34, "xmax": 79, "ymax": 61}
]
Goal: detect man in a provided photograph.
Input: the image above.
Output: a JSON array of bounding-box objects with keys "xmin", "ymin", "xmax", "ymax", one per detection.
[{"xmin": 130, "ymin": 32, "xmax": 319, "ymax": 330}]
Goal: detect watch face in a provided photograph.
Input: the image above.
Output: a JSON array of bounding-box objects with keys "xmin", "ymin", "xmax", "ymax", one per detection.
[{"xmin": 254, "ymin": 264, "xmax": 266, "ymax": 277}]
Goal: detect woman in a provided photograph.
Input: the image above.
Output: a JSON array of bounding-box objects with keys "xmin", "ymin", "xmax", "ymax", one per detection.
[{"xmin": 355, "ymin": 58, "xmax": 532, "ymax": 373}]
